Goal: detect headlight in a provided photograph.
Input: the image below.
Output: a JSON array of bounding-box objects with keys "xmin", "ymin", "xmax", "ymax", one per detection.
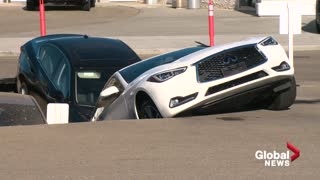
[
  {"xmin": 260, "ymin": 37, "xmax": 278, "ymax": 46},
  {"xmin": 147, "ymin": 67, "xmax": 187, "ymax": 83},
  {"xmin": 272, "ymin": 61, "xmax": 291, "ymax": 72}
]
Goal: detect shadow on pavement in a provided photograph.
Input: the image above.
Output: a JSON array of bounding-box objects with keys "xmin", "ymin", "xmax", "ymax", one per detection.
[
  {"xmin": 176, "ymin": 104, "xmax": 266, "ymax": 119},
  {"xmin": 0, "ymin": 78, "xmax": 16, "ymax": 92},
  {"xmin": 295, "ymin": 99, "xmax": 320, "ymax": 104},
  {"xmin": 22, "ymin": 5, "xmax": 85, "ymax": 11},
  {"xmin": 302, "ymin": 20, "xmax": 319, "ymax": 34},
  {"xmin": 236, "ymin": 9, "xmax": 258, "ymax": 17},
  {"xmin": 236, "ymin": 6, "xmax": 258, "ymax": 17}
]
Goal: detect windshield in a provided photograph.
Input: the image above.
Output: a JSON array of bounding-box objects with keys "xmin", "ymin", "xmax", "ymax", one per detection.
[
  {"xmin": 75, "ymin": 69, "xmax": 117, "ymax": 106},
  {"xmin": 119, "ymin": 47, "xmax": 204, "ymax": 83}
]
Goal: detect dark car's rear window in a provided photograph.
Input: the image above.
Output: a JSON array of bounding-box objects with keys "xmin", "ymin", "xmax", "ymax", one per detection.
[
  {"xmin": 0, "ymin": 104, "xmax": 45, "ymax": 126},
  {"xmin": 120, "ymin": 47, "xmax": 204, "ymax": 83},
  {"xmin": 76, "ymin": 46, "xmax": 137, "ymax": 61},
  {"xmin": 56, "ymin": 38, "xmax": 141, "ymax": 63}
]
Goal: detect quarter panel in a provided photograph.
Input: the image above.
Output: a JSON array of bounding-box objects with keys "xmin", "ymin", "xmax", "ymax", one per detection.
[{"xmin": 97, "ymin": 96, "xmax": 129, "ymax": 120}]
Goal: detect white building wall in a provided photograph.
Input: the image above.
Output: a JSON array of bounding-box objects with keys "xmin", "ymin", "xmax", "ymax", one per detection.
[{"xmin": 256, "ymin": 0, "xmax": 316, "ymax": 16}]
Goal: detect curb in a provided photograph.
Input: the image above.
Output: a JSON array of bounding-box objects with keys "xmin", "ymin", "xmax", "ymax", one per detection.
[
  {"xmin": 0, "ymin": 45, "xmax": 319, "ymax": 57},
  {"xmin": 0, "ymin": 51, "xmax": 19, "ymax": 56},
  {"xmin": 0, "ymin": 2, "xmax": 24, "ymax": 7},
  {"xmin": 282, "ymin": 45, "xmax": 320, "ymax": 52},
  {"xmin": 136, "ymin": 45, "xmax": 320, "ymax": 55}
]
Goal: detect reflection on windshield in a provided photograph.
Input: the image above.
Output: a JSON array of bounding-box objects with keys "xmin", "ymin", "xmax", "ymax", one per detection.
[{"xmin": 119, "ymin": 47, "xmax": 204, "ymax": 83}]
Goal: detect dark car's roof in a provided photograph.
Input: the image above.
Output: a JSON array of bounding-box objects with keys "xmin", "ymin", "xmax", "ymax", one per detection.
[{"xmin": 28, "ymin": 34, "xmax": 140, "ymax": 69}]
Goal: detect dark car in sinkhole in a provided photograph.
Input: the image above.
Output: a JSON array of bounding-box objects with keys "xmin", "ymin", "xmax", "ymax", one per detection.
[{"xmin": 16, "ymin": 34, "xmax": 141, "ymax": 122}]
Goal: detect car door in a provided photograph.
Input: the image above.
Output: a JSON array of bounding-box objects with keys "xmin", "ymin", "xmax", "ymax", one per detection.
[
  {"xmin": 18, "ymin": 49, "xmax": 35, "ymax": 82},
  {"xmin": 38, "ymin": 45, "xmax": 71, "ymax": 102}
]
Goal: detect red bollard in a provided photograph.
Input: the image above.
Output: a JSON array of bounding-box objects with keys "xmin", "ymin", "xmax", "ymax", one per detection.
[
  {"xmin": 39, "ymin": 0, "xmax": 46, "ymax": 36},
  {"xmin": 208, "ymin": 0, "xmax": 214, "ymax": 46}
]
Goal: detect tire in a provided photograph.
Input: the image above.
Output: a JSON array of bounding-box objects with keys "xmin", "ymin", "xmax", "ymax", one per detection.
[
  {"xmin": 91, "ymin": 0, "xmax": 96, "ymax": 7},
  {"xmin": 316, "ymin": 20, "xmax": 320, "ymax": 33},
  {"xmin": 317, "ymin": 1, "xmax": 320, "ymax": 33},
  {"xmin": 268, "ymin": 77, "xmax": 296, "ymax": 110},
  {"xmin": 26, "ymin": 0, "xmax": 35, "ymax": 11},
  {"xmin": 18, "ymin": 81, "xmax": 29, "ymax": 95},
  {"xmin": 16, "ymin": 78, "xmax": 21, "ymax": 93},
  {"xmin": 82, "ymin": 0, "xmax": 91, "ymax": 11},
  {"xmin": 137, "ymin": 98, "xmax": 162, "ymax": 119}
]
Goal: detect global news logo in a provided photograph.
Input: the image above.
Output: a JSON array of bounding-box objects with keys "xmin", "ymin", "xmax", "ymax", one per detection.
[{"xmin": 255, "ymin": 142, "xmax": 300, "ymax": 167}]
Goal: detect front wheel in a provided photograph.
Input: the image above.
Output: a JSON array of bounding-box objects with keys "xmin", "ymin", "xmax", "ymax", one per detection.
[
  {"xmin": 137, "ymin": 99, "xmax": 162, "ymax": 119},
  {"xmin": 82, "ymin": 0, "xmax": 91, "ymax": 11},
  {"xmin": 317, "ymin": 1, "xmax": 320, "ymax": 33},
  {"xmin": 26, "ymin": 0, "xmax": 35, "ymax": 11},
  {"xmin": 18, "ymin": 81, "xmax": 29, "ymax": 95},
  {"xmin": 268, "ymin": 77, "xmax": 296, "ymax": 110},
  {"xmin": 90, "ymin": 0, "xmax": 96, "ymax": 7}
]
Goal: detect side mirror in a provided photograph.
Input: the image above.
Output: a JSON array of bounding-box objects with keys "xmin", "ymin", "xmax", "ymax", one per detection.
[
  {"xmin": 46, "ymin": 103, "xmax": 69, "ymax": 125},
  {"xmin": 100, "ymin": 86, "xmax": 119, "ymax": 98},
  {"xmin": 96, "ymin": 86, "xmax": 119, "ymax": 108}
]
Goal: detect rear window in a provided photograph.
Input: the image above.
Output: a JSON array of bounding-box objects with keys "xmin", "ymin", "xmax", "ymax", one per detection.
[
  {"xmin": 0, "ymin": 104, "xmax": 45, "ymax": 126},
  {"xmin": 64, "ymin": 39, "xmax": 140, "ymax": 62},
  {"xmin": 76, "ymin": 47, "xmax": 138, "ymax": 61}
]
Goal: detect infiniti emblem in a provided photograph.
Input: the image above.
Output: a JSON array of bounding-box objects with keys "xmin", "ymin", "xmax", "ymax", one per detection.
[{"xmin": 222, "ymin": 55, "xmax": 238, "ymax": 65}]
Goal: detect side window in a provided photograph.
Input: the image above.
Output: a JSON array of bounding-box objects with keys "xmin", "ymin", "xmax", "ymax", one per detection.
[
  {"xmin": 39, "ymin": 46, "xmax": 54, "ymax": 78},
  {"xmin": 39, "ymin": 45, "xmax": 70, "ymax": 97},
  {"xmin": 53, "ymin": 56, "xmax": 70, "ymax": 97},
  {"xmin": 19, "ymin": 51, "xmax": 31, "ymax": 71}
]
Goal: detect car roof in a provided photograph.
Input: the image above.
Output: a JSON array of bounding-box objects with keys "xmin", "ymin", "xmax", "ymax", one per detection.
[
  {"xmin": 0, "ymin": 93, "xmax": 46, "ymax": 126},
  {"xmin": 29, "ymin": 34, "xmax": 140, "ymax": 69}
]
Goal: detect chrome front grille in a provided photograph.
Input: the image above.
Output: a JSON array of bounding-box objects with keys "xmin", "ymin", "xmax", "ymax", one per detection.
[{"xmin": 196, "ymin": 45, "xmax": 267, "ymax": 83}]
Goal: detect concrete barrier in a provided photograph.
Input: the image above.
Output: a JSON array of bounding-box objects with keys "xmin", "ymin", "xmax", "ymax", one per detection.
[{"xmin": 0, "ymin": 115, "xmax": 319, "ymax": 179}]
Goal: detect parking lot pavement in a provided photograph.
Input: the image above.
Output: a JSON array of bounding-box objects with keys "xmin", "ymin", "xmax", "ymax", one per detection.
[
  {"xmin": 0, "ymin": 5, "xmax": 319, "ymax": 55},
  {"xmin": 0, "ymin": 4, "xmax": 316, "ymax": 37},
  {"xmin": 0, "ymin": 56, "xmax": 17, "ymax": 80},
  {"xmin": 0, "ymin": 5, "xmax": 140, "ymax": 38},
  {"xmin": 0, "ymin": 100, "xmax": 319, "ymax": 179},
  {"xmin": 0, "ymin": 51, "xmax": 319, "ymax": 179},
  {"xmin": 0, "ymin": 4, "xmax": 319, "ymax": 178}
]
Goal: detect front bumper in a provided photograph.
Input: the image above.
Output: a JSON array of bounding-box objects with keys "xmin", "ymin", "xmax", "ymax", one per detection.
[
  {"xmin": 175, "ymin": 77, "xmax": 295, "ymax": 117},
  {"xmin": 144, "ymin": 64, "xmax": 294, "ymax": 118}
]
